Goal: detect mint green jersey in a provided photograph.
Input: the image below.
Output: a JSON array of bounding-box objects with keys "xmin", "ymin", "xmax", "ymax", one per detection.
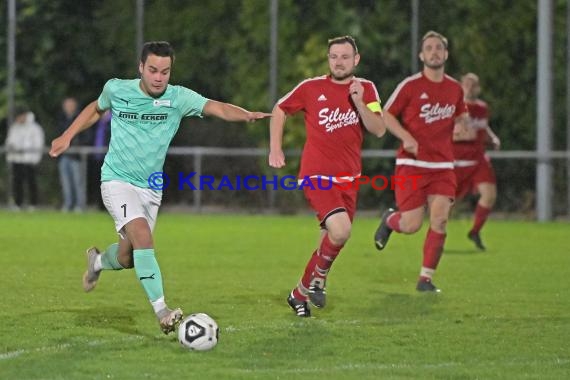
[{"xmin": 97, "ymin": 78, "xmax": 208, "ymax": 188}]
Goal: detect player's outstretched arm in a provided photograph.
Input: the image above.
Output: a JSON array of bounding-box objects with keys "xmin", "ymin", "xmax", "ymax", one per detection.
[
  {"xmin": 49, "ymin": 100, "xmax": 104, "ymax": 158},
  {"xmin": 203, "ymin": 100, "xmax": 271, "ymax": 123},
  {"xmin": 383, "ymin": 111, "xmax": 418, "ymax": 156},
  {"xmin": 268, "ymin": 105, "xmax": 287, "ymax": 168}
]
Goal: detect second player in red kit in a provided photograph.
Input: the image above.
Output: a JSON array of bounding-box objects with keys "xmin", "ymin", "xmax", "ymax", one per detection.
[
  {"xmin": 374, "ymin": 31, "xmax": 469, "ymax": 292},
  {"xmin": 453, "ymin": 73, "xmax": 500, "ymax": 250}
]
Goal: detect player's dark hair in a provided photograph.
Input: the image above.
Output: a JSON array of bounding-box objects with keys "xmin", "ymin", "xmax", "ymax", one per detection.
[
  {"xmin": 14, "ymin": 105, "xmax": 29, "ymax": 117},
  {"xmin": 140, "ymin": 41, "xmax": 175, "ymax": 64},
  {"xmin": 328, "ymin": 35, "xmax": 358, "ymax": 55},
  {"xmin": 421, "ymin": 31, "xmax": 448, "ymax": 51}
]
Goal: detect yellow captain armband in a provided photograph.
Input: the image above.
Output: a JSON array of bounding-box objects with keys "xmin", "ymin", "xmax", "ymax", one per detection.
[{"xmin": 366, "ymin": 101, "xmax": 382, "ymax": 113}]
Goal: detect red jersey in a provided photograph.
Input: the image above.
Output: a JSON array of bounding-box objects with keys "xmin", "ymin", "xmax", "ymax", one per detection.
[
  {"xmin": 453, "ymin": 99, "xmax": 489, "ymax": 162},
  {"xmin": 385, "ymin": 72, "xmax": 466, "ymax": 172},
  {"xmin": 278, "ymin": 75, "xmax": 382, "ymax": 178}
]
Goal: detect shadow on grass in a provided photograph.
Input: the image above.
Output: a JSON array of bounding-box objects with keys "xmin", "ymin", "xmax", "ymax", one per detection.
[
  {"xmin": 74, "ymin": 306, "xmax": 152, "ymax": 337},
  {"xmin": 368, "ymin": 292, "xmax": 443, "ymax": 323}
]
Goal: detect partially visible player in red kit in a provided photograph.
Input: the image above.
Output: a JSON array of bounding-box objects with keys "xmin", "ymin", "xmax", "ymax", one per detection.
[
  {"xmin": 373, "ymin": 31, "xmax": 469, "ymax": 292},
  {"xmin": 269, "ymin": 35, "xmax": 386, "ymax": 317},
  {"xmin": 453, "ymin": 73, "xmax": 500, "ymax": 251}
]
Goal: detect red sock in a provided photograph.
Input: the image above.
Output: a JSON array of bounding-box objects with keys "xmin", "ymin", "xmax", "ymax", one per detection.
[
  {"xmin": 387, "ymin": 212, "xmax": 402, "ymax": 233},
  {"xmin": 292, "ymin": 250, "xmax": 319, "ymax": 300},
  {"xmin": 422, "ymin": 228, "xmax": 446, "ymax": 270},
  {"xmin": 471, "ymin": 204, "xmax": 491, "ymax": 234},
  {"xmin": 315, "ymin": 234, "xmax": 344, "ymax": 272}
]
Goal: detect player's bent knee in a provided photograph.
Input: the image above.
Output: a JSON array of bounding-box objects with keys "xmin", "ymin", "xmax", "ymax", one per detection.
[
  {"xmin": 328, "ymin": 227, "xmax": 351, "ymax": 246},
  {"xmin": 407, "ymin": 223, "xmax": 423, "ymax": 234},
  {"xmin": 430, "ymin": 218, "xmax": 448, "ymax": 233},
  {"xmin": 329, "ymin": 231, "xmax": 351, "ymax": 246},
  {"xmin": 118, "ymin": 250, "xmax": 134, "ymax": 268},
  {"xmin": 478, "ymin": 183, "xmax": 497, "ymax": 207},
  {"xmin": 401, "ymin": 218, "xmax": 423, "ymax": 234},
  {"xmin": 120, "ymin": 258, "xmax": 134, "ymax": 269},
  {"xmin": 480, "ymin": 193, "xmax": 496, "ymax": 208}
]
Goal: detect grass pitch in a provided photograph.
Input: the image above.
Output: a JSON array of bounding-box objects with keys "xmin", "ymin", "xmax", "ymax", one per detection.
[{"xmin": 0, "ymin": 211, "xmax": 568, "ymax": 379}]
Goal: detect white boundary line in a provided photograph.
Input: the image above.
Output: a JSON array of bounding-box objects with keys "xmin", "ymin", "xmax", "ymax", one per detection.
[{"xmin": 0, "ymin": 336, "xmax": 144, "ymax": 361}]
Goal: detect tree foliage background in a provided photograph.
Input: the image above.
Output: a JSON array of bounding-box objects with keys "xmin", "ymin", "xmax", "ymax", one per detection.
[{"xmin": 0, "ymin": 0, "xmax": 568, "ymax": 213}]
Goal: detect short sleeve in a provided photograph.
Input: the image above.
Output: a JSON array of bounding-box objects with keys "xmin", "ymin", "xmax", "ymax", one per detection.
[
  {"xmin": 384, "ymin": 80, "xmax": 410, "ymax": 117},
  {"xmin": 97, "ymin": 79, "xmax": 116, "ymax": 111},
  {"xmin": 363, "ymin": 81, "xmax": 382, "ymax": 114},
  {"xmin": 277, "ymin": 82, "xmax": 306, "ymax": 115},
  {"xmin": 177, "ymin": 86, "xmax": 208, "ymax": 117}
]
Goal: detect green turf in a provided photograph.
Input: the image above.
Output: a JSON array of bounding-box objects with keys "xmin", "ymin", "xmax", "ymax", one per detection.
[{"xmin": 0, "ymin": 211, "xmax": 568, "ymax": 379}]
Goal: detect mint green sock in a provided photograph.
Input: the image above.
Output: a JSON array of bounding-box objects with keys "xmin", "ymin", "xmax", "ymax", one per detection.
[
  {"xmin": 100, "ymin": 243, "xmax": 124, "ymax": 270},
  {"xmin": 133, "ymin": 249, "xmax": 164, "ymax": 302}
]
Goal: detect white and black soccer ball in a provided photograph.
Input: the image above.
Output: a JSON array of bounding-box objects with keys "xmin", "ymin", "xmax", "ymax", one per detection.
[{"xmin": 178, "ymin": 313, "xmax": 219, "ymax": 351}]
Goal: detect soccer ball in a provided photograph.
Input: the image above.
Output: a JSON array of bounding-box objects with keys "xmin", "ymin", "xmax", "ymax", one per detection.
[{"xmin": 178, "ymin": 313, "xmax": 219, "ymax": 351}]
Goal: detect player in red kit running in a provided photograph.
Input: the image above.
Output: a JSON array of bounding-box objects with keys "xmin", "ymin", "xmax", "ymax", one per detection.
[
  {"xmin": 269, "ymin": 36, "xmax": 386, "ymax": 317},
  {"xmin": 453, "ymin": 73, "xmax": 500, "ymax": 250},
  {"xmin": 373, "ymin": 31, "xmax": 469, "ymax": 292}
]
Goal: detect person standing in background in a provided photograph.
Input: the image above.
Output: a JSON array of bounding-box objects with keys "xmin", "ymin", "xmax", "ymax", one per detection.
[
  {"xmin": 57, "ymin": 97, "xmax": 92, "ymax": 212},
  {"xmin": 5, "ymin": 107, "xmax": 45, "ymax": 211}
]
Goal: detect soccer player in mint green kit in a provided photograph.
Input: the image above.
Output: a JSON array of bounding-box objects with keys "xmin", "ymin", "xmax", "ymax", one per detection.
[{"xmin": 49, "ymin": 41, "xmax": 271, "ymax": 334}]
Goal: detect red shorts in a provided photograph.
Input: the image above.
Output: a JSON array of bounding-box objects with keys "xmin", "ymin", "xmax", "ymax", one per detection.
[
  {"xmin": 454, "ymin": 157, "xmax": 496, "ymax": 199},
  {"xmin": 303, "ymin": 178, "xmax": 357, "ymax": 226},
  {"xmin": 394, "ymin": 166, "xmax": 456, "ymax": 212}
]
